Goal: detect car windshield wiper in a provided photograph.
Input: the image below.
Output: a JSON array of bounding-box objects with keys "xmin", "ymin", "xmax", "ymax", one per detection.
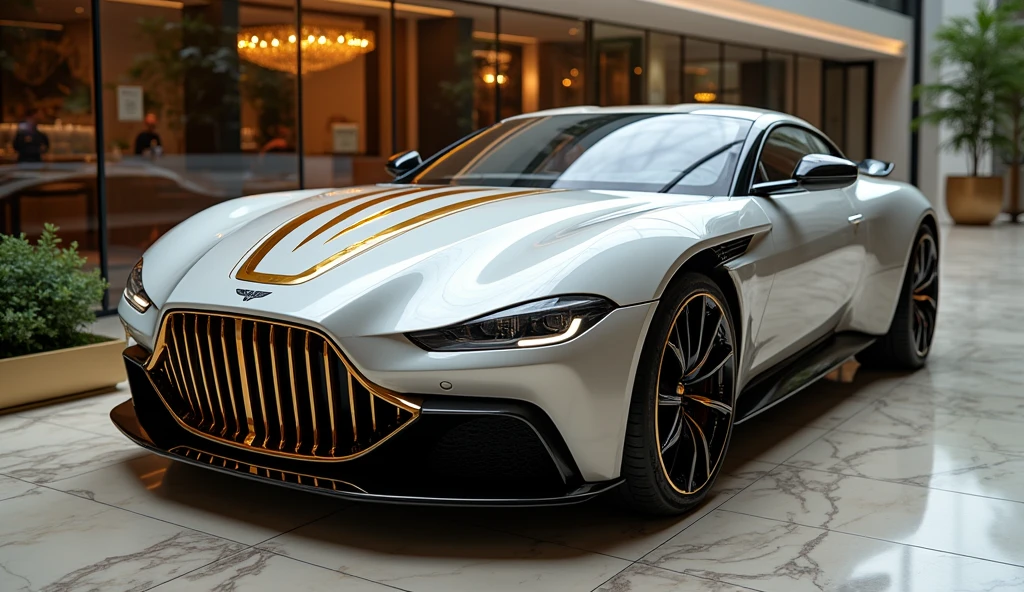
[{"xmin": 657, "ymin": 140, "xmax": 745, "ymax": 193}]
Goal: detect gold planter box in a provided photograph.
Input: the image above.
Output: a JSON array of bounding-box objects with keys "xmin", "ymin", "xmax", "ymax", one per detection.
[
  {"xmin": 946, "ymin": 176, "xmax": 1004, "ymax": 225},
  {"xmin": 0, "ymin": 338, "xmax": 126, "ymax": 411}
]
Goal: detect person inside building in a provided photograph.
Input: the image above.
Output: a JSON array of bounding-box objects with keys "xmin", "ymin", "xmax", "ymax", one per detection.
[
  {"xmin": 134, "ymin": 112, "xmax": 163, "ymax": 156},
  {"xmin": 12, "ymin": 108, "xmax": 50, "ymax": 164}
]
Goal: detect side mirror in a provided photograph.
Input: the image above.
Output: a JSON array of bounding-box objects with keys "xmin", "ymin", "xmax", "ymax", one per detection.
[
  {"xmin": 858, "ymin": 158, "xmax": 895, "ymax": 177},
  {"xmin": 793, "ymin": 154, "xmax": 859, "ymax": 190},
  {"xmin": 386, "ymin": 150, "xmax": 422, "ymax": 178}
]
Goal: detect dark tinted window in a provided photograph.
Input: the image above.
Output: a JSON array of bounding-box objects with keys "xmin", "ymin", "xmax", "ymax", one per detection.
[
  {"xmin": 411, "ymin": 113, "xmax": 752, "ymax": 193},
  {"xmin": 757, "ymin": 126, "xmax": 834, "ymax": 182}
]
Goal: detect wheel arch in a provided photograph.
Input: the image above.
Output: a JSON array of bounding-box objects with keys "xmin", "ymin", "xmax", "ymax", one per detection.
[{"xmin": 655, "ymin": 241, "xmax": 749, "ymax": 364}]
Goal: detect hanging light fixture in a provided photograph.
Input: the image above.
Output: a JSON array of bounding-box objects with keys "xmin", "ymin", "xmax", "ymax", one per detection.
[{"xmin": 237, "ymin": 25, "xmax": 375, "ymax": 74}]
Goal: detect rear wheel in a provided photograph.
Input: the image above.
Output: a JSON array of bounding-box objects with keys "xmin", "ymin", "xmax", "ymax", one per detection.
[
  {"xmin": 618, "ymin": 273, "xmax": 737, "ymax": 515},
  {"xmin": 858, "ymin": 224, "xmax": 939, "ymax": 370}
]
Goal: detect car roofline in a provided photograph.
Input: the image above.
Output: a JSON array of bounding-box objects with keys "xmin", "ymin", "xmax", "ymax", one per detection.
[{"xmin": 502, "ymin": 104, "xmax": 814, "ymax": 128}]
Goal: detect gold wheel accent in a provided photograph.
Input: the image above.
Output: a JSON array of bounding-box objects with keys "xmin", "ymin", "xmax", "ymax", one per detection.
[
  {"xmin": 910, "ymin": 233, "xmax": 939, "ymax": 357},
  {"xmin": 654, "ymin": 292, "xmax": 736, "ymax": 495}
]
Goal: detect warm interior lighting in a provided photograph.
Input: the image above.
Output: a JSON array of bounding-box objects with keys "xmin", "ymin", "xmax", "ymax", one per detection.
[
  {"xmin": 325, "ymin": 0, "xmax": 455, "ymax": 18},
  {"xmin": 482, "ymin": 73, "xmax": 507, "ymax": 85},
  {"xmin": 238, "ymin": 26, "xmax": 375, "ymax": 74},
  {"xmin": 570, "ymin": 68, "xmax": 580, "ymax": 77},
  {"xmin": 562, "ymin": 78, "xmax": 573, "ymax": 87},
  {"xmin": 642, "ymin": 0, "xmax": 905, "ymax": 56},
  {"xmin": 472, "ymin": 31, "xmax": 539, "ymax": 45},
  {"xmin": 105, "ymin": 0, "xmax": 185, "ymax": 8},
  {"xmin": 0, "ymin": 19, "xmax": 64, "ymax": 31},
  {"xmin": 694, "ymin": 92, "xmax": 717, "ymax": 103},
  {"xmin": 633, "ymin": 66, "xmax": 643, "ymax": 75},
  {"xmin": 569, "ymin": 27, "xmax": 579, "ymax": 36}
]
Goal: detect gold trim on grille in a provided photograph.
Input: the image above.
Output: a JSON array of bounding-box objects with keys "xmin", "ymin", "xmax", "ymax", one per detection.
[{"xmin": 146, "ymin": 311, "xmax": 421, "ymax": 462}]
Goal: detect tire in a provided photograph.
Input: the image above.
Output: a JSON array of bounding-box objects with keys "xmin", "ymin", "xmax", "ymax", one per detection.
[
  {"xmin": 858, "ymin": 224, "xmax": 939, "ymax": 370},
  {"xmin": 617, "ymin": 272, "xmax": 738, "ymax": 515}
]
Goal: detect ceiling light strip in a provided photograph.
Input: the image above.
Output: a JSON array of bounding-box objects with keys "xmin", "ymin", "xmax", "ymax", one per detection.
[{"xmin": 643, "ymin": 0, "xmax": 905, "ymax": 57}]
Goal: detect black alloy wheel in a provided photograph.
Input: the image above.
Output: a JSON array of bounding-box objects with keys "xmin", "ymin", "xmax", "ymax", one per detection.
[
  {"xmin": 858, "ymin": 223, "xmax": 939, "ymax": 370},
  {"xmin": 618, "ymin": 273, "xmax": 738, "ymax": 515}
]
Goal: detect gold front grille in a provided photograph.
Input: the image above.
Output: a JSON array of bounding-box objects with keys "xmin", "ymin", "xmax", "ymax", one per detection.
[{"xmin": 147, "ymin": 311, "xmax": 420, "ymax": 460}]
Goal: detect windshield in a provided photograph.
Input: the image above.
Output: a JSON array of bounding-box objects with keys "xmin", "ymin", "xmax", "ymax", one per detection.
[{"xmin": 409, "ymin": 113, "xmax": 752, "ymax": 194}]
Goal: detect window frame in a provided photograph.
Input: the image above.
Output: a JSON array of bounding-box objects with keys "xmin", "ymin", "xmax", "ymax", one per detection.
[{"xmin": 742, "ymin": 121, "xmax": 845, "ymax": 193}]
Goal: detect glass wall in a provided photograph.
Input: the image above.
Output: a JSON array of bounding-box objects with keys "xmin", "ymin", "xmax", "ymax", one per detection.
[
  {"xmin": 394, "ymin": 1, "xmax": 497, "ymax": 157},
  {"xmin": 1, "ymin": 1, "xmax": 99, "ymax": 272},
  {"xmin": 302, "ymin": 0, "xmax": 392, "ymax": 189},
  {"xmin": 498, "ymin": 9, "xmax": 586, "ymax": 117},
  {"xmin": 766, "ymin": 51, "xmax": 795, "ymax": 113},
  {"xmin": 1, "ymin": 0, "xmax": 870, "ymax": 313},
  {"xmin": 683, "ymin": 38, "xmax": 720, "ymax": 104},
  {"xmin": 648, "ymin": 32, "xmax": 682, "ymax": 105},
  {"xmin": 593, "ymin": 23, "xmax": 645, "ymax": 106},
  {"xmin": 722, "ymin": 44, "xmax": 764, "ymax": 106}
]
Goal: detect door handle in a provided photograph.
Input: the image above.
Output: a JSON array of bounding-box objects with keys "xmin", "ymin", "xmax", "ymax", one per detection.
[{"xmin": 848, "ymin": 213, "xmax": 864, "ymax": 235}]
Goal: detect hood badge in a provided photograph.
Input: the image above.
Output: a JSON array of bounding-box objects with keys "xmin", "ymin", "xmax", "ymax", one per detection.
[{"xmin": 236, "ymin": 288, "xmax": 272, "ymax": 302}]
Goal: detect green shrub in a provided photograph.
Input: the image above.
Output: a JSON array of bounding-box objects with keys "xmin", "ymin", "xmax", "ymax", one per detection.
[{"xmin": 0, "ymin": 224, "xmax": 109, "ymax": 359}]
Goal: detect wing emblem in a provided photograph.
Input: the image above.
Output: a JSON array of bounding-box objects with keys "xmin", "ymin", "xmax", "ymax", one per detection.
[{"xmin": 236, "ymin": 288, "xmax": 272, "ymax": 302}]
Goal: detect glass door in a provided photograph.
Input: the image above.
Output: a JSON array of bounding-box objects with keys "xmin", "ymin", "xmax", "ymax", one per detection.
[{"xmin": 822, "ymin": 61, "xmax": 873, "ymax": 162}]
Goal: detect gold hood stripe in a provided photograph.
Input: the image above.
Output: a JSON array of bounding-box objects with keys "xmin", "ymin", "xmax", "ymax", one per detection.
[
  {"xmin": 294, "ymin": 186, "xmax": 480, "ymax": 252},
  {"xmin": 238, "ymin": 186, "xmax": 401, "ymax": 277},
  {"xmin": 235, "ymin": 187, "xmax": 556, "ymax": 285}
]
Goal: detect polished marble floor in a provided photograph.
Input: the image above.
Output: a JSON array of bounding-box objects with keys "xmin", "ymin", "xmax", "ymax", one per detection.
[{"xmin": 2, "ymin": 223, "xmax": 1024, "ymax": 591}]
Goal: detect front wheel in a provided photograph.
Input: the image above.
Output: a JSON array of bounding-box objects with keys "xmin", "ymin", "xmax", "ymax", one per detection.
[
  {"xmin": 617, "ymin": 273, "xmax": 738, "ymax": 515},
  {"xmin": 858, "ymin": 224, "xmax": 939, "ymax": 370}
]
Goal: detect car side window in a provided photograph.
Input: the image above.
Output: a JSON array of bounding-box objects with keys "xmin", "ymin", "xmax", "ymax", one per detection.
[
  {"xmin": 804, "ymin": 133, "xmax": 836, "ymax": 157},
  {"xmin": 757, "ymin": 126, "xmax": 814, "ymax": 183}
]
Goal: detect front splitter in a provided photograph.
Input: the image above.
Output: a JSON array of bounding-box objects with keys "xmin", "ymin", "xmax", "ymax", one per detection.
[{"xmin": 111, "ymin": 399, "xmax": 622, "ymax": 507}]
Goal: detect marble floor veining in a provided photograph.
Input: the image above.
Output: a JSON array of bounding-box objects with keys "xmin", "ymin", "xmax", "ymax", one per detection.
[{"xmin": 3, "ymin": 223, "xmax": 1024, "ymax": 592}]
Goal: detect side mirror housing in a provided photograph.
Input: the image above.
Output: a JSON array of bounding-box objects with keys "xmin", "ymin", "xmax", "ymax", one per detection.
[
  {"xmin": 858, "ymin": 158, "xmax": 895, "ymax": 177},
  {"xmin": 793, "ymin": 154, "xmax": 859, "ymax": 190},
  {"xmin": 386, "ymin": 150, "xmax": 422, "ymax": 178}
]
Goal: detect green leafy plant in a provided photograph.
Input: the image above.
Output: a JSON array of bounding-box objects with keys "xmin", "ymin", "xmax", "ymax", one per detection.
[
  {"xmin": 0, "ymin": 224, "xmax": 109, "ymax": 359},
  {"xmin": 913, "ymin": 0, "xmax": 1008, "ymax": 177}
]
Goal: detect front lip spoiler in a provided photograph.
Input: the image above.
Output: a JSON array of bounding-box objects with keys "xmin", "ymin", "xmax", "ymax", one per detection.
[{"xmin": 111, "ymin": 399, "xmax": 621, "ymax": 507}]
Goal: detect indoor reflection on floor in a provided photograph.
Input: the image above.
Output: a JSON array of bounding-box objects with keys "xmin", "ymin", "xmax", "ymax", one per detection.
[{"xmin": 2, "ymin": 223, "xmax": 1024, "ymax": 591}]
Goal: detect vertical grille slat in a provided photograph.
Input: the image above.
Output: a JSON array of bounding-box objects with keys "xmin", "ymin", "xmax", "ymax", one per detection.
[
  {"xmin": 286, "ymin": 328, "xmax": 303, "ymax": 453},
  {"xmin": 304, "ymin": 333, "xmax": 320, "ymax": 456},
  {"xmin": 347, "ymin": 372, "xmax": 359, "ymax": 446},
  {"xmin": 191, "ymin": 316, "xmax": 217, "ymax": 432},
  {"xmin": 204, "ymin": 317, "xmax": 228, "ymax": 436},
  {"xmin": 175, "ymin": 320, "xmax": 205, "ymax": 426},
  {"xmin": 235, "ymin": 321, "xmax": 257, "ymax": 446},
  {"xmin": 219, "ymin": 318, "xmax": 242, "ymax": 439},
  {"xmin": 268, "ymin": 326, "xmax": 287, "ymax": 452},
  {"xmin": 323, "ymin": 340, "xmax": 338, "ymax": 456},
  {"xmin": 154, "ymin": 312, "xmax": 418, "ymax": 460},
  {"xmin": 250, "ymin": 323, "xmax": 271, "ymax": 447}
]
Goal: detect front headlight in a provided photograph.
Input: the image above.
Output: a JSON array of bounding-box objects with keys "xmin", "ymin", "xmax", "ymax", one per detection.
[
  {"xmin": 125, "ymin": 258, "xmax": 152, "ymax": 313},
  {"xmin": 406, "ymin": 295, "xmax": 615, "ymax": 352}
]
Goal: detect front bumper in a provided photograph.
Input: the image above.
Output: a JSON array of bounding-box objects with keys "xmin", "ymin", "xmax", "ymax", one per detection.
[{"xmin": 114, "ymin": 346, "xmax": 622, "ymax": 506}]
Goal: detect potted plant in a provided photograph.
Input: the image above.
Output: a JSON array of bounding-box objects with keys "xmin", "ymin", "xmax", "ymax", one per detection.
[
  {"xmin": 0, "ymin": 224, "xmax": 124, "ymax": 411},
  {"xmin": 914, "ymin": 0, "xmax": 1008, "ymax": 225}
]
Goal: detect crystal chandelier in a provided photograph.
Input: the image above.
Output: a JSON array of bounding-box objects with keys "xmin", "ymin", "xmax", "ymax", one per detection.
[{"xmin": 237, "ymin": 26, "xmax": 375, "ymax": 74}]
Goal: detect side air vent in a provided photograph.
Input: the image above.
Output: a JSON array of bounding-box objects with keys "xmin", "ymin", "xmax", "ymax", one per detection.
[{"xmin": 711, "ymin": 236, "xmax": 754, "ymax": 265}]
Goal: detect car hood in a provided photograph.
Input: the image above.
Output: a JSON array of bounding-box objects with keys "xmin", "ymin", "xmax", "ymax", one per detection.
[{"xmin": 165, "ymin": 184, "xmax": 712, "ymax": 336}]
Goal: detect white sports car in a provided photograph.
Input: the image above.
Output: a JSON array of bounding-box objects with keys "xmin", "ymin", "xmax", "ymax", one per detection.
[{"xmin": 113, "ymin": 105, "xmax": 938, "ymax": 514}]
